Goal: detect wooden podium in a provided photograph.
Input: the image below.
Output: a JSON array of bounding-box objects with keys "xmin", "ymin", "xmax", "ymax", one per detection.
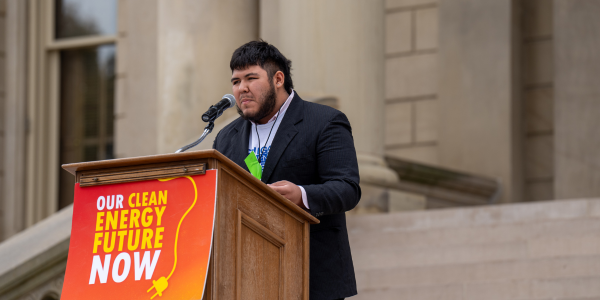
[{"xmin": 62, "ymin": 149, "xmax": 319, "ymax": 300}]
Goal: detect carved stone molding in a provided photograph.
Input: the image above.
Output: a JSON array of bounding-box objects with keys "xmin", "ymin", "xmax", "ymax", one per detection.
[{"xmin": 16, "ymin": 273, "xmax": 64, "ymax": 300}]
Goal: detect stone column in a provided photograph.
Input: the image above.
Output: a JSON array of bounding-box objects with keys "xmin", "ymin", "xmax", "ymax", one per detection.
[
  {"xmin": 115, "ymin": 0, "xmax": 259, "ymax": 157},
  {"xmin": 438, "ymin": 0, "xmax": 523, "ymax": 203},
  {"xmin": 115, "ymin": 0, "xmax": 160, "ymax": 157},
  {"xmin": 262, "ymin": 0, "xmax": 399, "ymax": 212},
  {"xmin": 554, "ymin": 0, "xmax": 600, "ymax": 199},
  {"xmin": 156, "ymin": 0, "xmax": 259, "ymax": 154},
  {"xmin": 2, "ymin": 0, "xmax": 28, "ymax": 239}
]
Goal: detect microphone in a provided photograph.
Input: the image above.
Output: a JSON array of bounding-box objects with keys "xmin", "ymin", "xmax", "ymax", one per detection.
[
  {"xmin": 202, "ymin": 94, "xmax": 236, "ymax": 122},
  {"xmin": 175, "ymin": 94, "xmax": 235, "ymax": 153}
]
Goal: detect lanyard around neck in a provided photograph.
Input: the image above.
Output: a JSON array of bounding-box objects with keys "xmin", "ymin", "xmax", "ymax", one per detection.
[{"xmin": 255, "ymin": 104, "xmax": 284, "ymax": 164}]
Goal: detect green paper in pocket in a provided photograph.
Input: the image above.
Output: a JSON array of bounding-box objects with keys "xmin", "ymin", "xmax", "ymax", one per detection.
[{"xmin": 244, "ymin": 151, "xmax": 263, "ymax": 180}]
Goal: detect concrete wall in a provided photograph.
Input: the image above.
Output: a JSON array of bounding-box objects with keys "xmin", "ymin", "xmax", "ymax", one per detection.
[
  {"xmin": 438, "ymin": 0, "xmax": 523, "ymax": 204},
  {"xmin": 384, "ymin": 0, "xmax": 440, "ymax": 165},
  {"xmin": 114, "ymin": 0, "xmax": 160, "ymax": 158},
  {"xmin": 383, "ymin": 0, "xmax": 557, "ymax": 203},
  {"xmin": 554, "ymin": 0, "xmax": 600, "ymax": 199},
  {"xmin": 522, "ymin": 0, "xmax": 555, "ymax": 202},
  {"xmin": 349, "ymin": 198, "xmax": 600, "ymax": 299}
]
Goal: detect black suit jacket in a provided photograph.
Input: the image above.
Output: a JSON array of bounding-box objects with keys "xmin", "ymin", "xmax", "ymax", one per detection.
[{"xmin": 213, "ymin": 92, "xmax": 360, "ymax": 300}]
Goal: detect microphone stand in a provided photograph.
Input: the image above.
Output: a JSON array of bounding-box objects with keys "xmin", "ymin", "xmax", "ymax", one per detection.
[{"xmin": 174, "ymin": 118, "xmax": 216, "ymax": 153}]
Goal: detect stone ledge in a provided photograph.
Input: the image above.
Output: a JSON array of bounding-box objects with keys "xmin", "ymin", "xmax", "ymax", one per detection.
[
  {"xmin": 386, "ymin": 156, "xmax": 500, "ymax": 207},
  {"xmin": 349, "ymin": 218, "xmax": 600, "ymax": 251},
  {"xmin": 347, "ymin": 198, "xmax": 600, "ymax": 233},
  {"xmin": 0, "ymin": 206, "xmax": 72, "ymax": 297},
  {"xmin": 355, "ymin": 255, "xmax": 600, "ymax": 291}
]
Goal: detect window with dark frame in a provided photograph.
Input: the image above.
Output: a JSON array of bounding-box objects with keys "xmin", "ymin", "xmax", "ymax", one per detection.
[{"xmin": 55, "ymin": 0, "xmax": 117, "ymax": 209}]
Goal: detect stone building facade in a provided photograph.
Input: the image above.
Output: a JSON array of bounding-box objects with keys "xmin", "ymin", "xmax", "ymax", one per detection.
[{"xmin": 1, "ymin": 0, "xmax": 600, "ymax": 299}]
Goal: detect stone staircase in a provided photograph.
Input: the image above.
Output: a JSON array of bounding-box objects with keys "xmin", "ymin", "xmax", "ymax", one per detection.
[
  {"xmin": 347, "ymin": 198, "xmax": 600, "ymax": 300},
  {"xmin": 2, "ymin": 198, "xmax": 600, "ymax": 299}
]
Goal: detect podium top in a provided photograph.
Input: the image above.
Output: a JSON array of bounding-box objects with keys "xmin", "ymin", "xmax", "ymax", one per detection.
[
  {"xmin": 62, "ymin": 149, "xmax": 319, "ymax": 224},
  {"xmin": 63, "ymin": 149, "xmax": 228, "ymax": 175}
]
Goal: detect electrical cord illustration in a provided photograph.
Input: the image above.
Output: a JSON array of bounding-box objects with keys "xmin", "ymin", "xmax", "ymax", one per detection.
[{"xmin": 147, "ymin": 176, "xmax": 197, "ymax": 299}]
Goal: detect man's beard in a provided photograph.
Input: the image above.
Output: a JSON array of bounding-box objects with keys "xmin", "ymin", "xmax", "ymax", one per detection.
[{"xmin": 236, "ymin": 82, "xmax": 277, "ymax": 123}]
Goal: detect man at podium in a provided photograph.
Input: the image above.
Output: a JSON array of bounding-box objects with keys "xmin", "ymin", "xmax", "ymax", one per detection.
[{"xmin": 213, "ymin": 40, "xmax": 361, "ymax": 300}]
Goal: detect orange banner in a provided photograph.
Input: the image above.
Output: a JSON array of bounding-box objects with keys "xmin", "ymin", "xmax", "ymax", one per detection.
[{"xmin": 61, "ymin": 171, "xmax": 217, "ymax": 300}]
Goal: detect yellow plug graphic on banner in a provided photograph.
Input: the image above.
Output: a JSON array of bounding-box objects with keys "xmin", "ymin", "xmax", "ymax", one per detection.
[
  {"xmin": 147, "ymin": 176, "xmax": 198, "ymax": 299},
  {"xmin": 148, "ymin": 277, "xmax": 168, "ymax": 298}
]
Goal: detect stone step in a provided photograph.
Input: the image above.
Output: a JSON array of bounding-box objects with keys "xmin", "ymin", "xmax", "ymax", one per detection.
[
  {"xmin": 355, "ymin": 255, "xmax": 600, "ymax": 292},
  {"xmin": 352, "ymin": 284, "xmax": 464, "ymax": 300},
  {"xmin": 460, "ymin": 276, "xmax": 600, "ymax": 300},
  {"xmin": 348, "ymin": 198, "xmax": 600, "ymax": 299},
  {"xmin": 352, "ymin": 239, "xmax": 528, "ymax": 270},
  {"xmin": 349, "ymin": 217, "xmax": 600, "ymax": 250},
  {"xmin": 353, "ymin": 276, "xmax": 600, "ymax": 300},
  {"xmin": 352, "ymin": 232, "xmax": 600, "ymax": 270},
  {"xmin": 347, "ymin": 198, "xmax": 600, "ymax": 234},
  {"xmin": 530, "ymin": 275, "xmax": 600, "ymax": 299}
]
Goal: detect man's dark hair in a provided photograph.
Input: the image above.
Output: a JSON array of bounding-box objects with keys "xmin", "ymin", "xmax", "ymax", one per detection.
[{"xmin": 230, "ymin": 40, "xmax": 294, "ymax": 94}]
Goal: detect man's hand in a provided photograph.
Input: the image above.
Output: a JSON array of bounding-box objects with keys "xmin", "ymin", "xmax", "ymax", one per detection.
[{"xmin": 268, "ymin": 180, "xmax": 306, "ymax": 209}]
